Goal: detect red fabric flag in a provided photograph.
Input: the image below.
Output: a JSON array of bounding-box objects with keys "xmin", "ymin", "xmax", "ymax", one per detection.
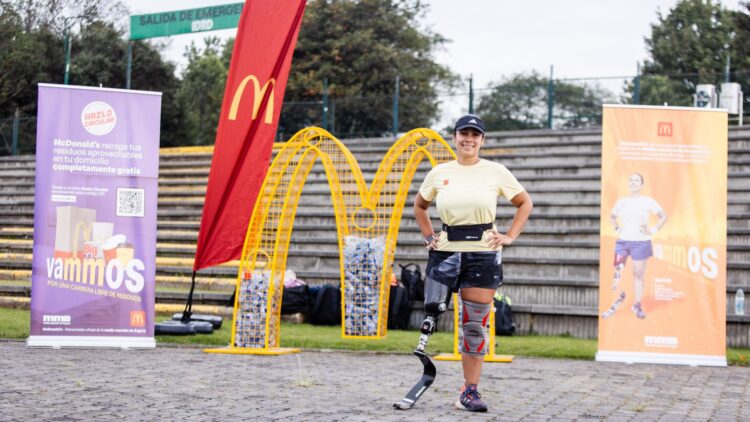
[{"xmin": 193, "ymin": 0, "xmax": 307, "ymax": 271}]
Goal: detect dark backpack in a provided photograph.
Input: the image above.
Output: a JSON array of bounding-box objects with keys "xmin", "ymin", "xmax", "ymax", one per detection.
[
  {"xmin": 494, "ymin": 294, "xmax": 515, "ymax": 336},
  {"xmin": 399, "ymin": 263, "xmax": 424, "ymax": 301},
  {"xmin": 281, "ymin": 285, "xmax": 312, "ymax": 315},
  {"xmin": 309, "ymin": 285, "xmax": 341, "ymax": 325},
  {"xmin": 388, "ymin": 285, "xmax": 412, "ymax": 330}
]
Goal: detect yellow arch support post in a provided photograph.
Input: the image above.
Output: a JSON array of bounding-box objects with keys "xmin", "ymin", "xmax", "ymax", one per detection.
[
  {"xmin": 434, "ymin": 293, "xmax": 514, "ymax": 363},
  {"xmin": 206, "ymin": 127, "xmax": 455, "ymax": 355}
]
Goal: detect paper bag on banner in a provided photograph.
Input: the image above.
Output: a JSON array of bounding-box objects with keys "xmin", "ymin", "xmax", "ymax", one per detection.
[{"xmin": 53, "ymin": 206, "xmax": 96, "ymax": 259}]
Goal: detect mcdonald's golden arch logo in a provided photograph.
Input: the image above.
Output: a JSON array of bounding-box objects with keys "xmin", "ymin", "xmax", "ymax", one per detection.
[
  {"xmin": 228, "ymin": 75, "xmax": 276, "ymax": 124},
  {"xmin": 129, "ymin": 310, "xmax": 146, "ymax": 327},
  {"xmin": 657, "ymin": 122, "xmax": 673, "ymax": 137}
]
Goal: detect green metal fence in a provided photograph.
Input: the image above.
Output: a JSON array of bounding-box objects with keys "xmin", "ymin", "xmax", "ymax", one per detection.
[
  {"xmin": 0, "ymin": 113, "xmax": 37, "ymax": 157},
  {"xmin": 3, "ymin": 69, "xmax": 748, "ymax": 156}
]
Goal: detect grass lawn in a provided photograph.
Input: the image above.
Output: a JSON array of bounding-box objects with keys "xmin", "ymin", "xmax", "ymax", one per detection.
[
  {"xmin": 0, "ymin": 307, "xmax": 29, "ymax": 339},
  {"xmin": 0, "ymin": 280, "xmax": 31, "ymax": 287},
  {"xmin": 2, "ymin": 308, "xmax": 748, "ymax": 365}
]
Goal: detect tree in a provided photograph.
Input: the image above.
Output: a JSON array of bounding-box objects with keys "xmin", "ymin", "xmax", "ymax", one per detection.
[
  {"xmin": 72, "ymin": 22, "xmax": 129, "ymax": 87},
  {"xmin": 9, "ymin": 0, "xmax": 129, "ymax": 33},
  {"xmin": 554, "ymin": 81, "xmax": 614, "ymax": 128},
  {"xmin": 278, "ymin": 0, "xmax": 457, "ymax": 138},
  {"xmin": 71, "ymin": 22, "xmax": 186, "ymax": 147},
  {"xmin": 0, "ymin": 2, "xmax": 65, "ymax": 117},
  {"xmin": 0, "ymin": 3, "xmax": 65, "ymax": 153},
  {"xmin": 128, "ymin": 36, "xmax": 186, "ymax": 148},
  {"xmin": 474, "ymin": 73, "xmax": 547, "ymax": 131},
  {"xmin": 476, "ymin": 71, "xmax": 613, "ymax": 131},
  {"xmin": 0, "ymin": 1, "xmax": 186, "ymax": 149},
  {"xmin": 622, "ymin": 75, "xmax": 692, "ymax": 107},
  {"xmin": 733, "ymin": 2, "xmax": 750, "ymax": 103},
  {"xmin": 176, "ymin": 38, "xmax": 228, "ymax": 146},
  {"xmin": 631, "ymin": 0, "xmax": 738, "ymax": 105}
]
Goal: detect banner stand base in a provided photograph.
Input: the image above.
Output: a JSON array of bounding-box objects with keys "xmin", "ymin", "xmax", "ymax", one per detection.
[
  {"xmin": 596, "ymin": 351, "xmax": 727, "ymax": 367},
  {"xmin": 26, "ymin": 336, "xmax": 155, "ymax": 349},
  {"xmin": 204, "ymin": 347, "xmax": 301, "ymax": 356},
  {"xmin": 434, "ymin": 353, "xmax": 513, "ymax": 363}
]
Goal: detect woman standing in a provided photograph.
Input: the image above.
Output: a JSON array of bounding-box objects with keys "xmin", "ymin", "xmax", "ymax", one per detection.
[
  {"xmin": 602, "ymin": 172, "xmax": 667, "ymax": 319},
  {"xmin": 414, "ymin": 114, "xmax": 532, "ymax": 412}
]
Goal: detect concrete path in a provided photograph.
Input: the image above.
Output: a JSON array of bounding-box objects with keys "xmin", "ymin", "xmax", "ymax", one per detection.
[{"xmin": 1, "ymin": 340, "xmax": 748, "ymax": 421}]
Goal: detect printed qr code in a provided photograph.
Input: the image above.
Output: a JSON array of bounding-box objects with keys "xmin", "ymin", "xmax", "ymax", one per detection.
[{"xmin": 116, "ymin": 188, "xmax": 145, "ymax": 217}]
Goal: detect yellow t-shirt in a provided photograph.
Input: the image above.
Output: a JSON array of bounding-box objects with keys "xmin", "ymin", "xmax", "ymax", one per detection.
[{"xmin": 418, "ymin": 159, "xmax": 525, "ymax": 252}]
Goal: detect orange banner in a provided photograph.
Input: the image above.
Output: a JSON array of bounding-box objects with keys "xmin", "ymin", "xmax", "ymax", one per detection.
[{"xmin": 596, "ymin": 105, "xmax": 728, "ymax": 366}]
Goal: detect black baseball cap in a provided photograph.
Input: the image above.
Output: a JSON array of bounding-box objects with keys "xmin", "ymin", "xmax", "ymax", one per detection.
[{"xmin": 454, "ymin": 114, "xmax": 485, "ymax": 134}]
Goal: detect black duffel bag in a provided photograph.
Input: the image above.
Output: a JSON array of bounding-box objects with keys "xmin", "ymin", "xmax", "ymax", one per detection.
[
  {"xmin": 281, "ymin": 285, "xmax": 313, "ymax": 315},
  {"xmin": 494, "ymin": 294, "xmax": 516, "ymax": 336},
  {"xmin": 309, "ymin": 284, "xmax": 341, "ymax": 325},
  {"xmin": 388, "ymin": 285, "xmax": 411, "ymax": 330},
  {"xmin": 399, "ymin": 263, "xmax": 424, "ymax": 301}
]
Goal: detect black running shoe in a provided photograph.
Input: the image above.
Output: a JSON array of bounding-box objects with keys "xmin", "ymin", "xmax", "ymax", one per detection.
[
  {"xmin": 455, "ymin": 384, "xmax": 488, "ymax": 412},
  {"xmin": 631, "ymin": 302, "xmax": 646, "ymax": 319}
]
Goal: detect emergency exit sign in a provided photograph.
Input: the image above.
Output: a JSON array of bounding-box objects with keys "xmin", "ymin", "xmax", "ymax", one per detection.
[{"xmin": 130, "ymin": 2, "xmax": 244, "ymax": 40}]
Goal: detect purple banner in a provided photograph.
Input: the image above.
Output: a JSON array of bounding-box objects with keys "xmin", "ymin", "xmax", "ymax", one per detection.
[{"xmin": 28, "ymin": 84, "xmax": 161, "ymax": 348}]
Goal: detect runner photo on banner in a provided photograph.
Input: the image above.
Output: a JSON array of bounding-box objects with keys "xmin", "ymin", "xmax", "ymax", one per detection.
[
  {"xmin": 597, "ymin": 104, "xmax": 728, "ymax": 366},
  {"xmin": 27, "ymin": 84, "xmax": 161, "ymax": 349}
]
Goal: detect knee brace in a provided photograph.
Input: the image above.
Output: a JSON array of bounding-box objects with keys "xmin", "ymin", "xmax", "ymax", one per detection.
[{"xmin": 461, "ymin": 300, "xmax": 492, "ymax": 356}]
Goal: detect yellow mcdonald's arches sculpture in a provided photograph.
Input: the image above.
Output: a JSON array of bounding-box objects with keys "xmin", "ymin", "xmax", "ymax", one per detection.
[{"xmin": 206, "ymin": 127, "xmax": 456, "ymax": 355}]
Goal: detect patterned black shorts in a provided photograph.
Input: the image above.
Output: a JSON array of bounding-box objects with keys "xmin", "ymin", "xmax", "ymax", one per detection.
[{"xmin": 425, "ymin": 250, "xmax": 503, "ymax": 292}]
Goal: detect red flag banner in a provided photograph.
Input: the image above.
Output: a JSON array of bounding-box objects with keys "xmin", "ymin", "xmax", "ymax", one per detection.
[{"xmin": 193, "ymin": 0, "xmax": 307, "ymax": 270}]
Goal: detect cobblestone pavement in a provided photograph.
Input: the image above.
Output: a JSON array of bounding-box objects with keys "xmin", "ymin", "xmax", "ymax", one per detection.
[{"xmin": 1, "ymin": 340, "xmax": 749, "ymax": 421}]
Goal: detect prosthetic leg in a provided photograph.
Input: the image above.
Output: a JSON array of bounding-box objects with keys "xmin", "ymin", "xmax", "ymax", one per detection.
[
  {"xmin": 393, "ymin": 277, "xmax": 451, "ymax": 410},
  {"xmin": 602, "ymin": 254, "xmax": 628, "ymax": 319},
  {"xmin": 612, "ymin": 254, "xmax": 627, "ymax": 290}
]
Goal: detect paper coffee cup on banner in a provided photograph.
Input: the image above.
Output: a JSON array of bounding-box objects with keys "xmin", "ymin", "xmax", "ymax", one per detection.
[
  {"xmin": 116, "ymin": 243, "xmax": 134, "ymax": 267},
  {"xmin": 102, "ymin": 234, "xmax": 126, "ymax": 263}
]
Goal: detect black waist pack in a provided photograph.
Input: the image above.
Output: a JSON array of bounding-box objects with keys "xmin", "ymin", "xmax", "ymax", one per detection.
[{"xmin": 442, "ymin": 223, "xmax": 493, "ymax": 241}]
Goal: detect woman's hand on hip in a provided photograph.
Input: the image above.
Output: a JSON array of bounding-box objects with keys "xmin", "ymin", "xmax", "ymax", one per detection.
[{"xmin": 488, "ymin": 229, "xmax": 515, "ymax": 249}]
